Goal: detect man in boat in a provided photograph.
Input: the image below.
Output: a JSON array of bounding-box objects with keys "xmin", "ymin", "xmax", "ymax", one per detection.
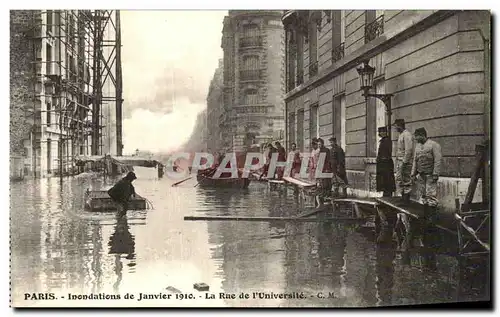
[
  {"xmin": 329, "ymin": 136, "xmax": 348, "ymax": 197},
  {"xmin": 394, "ymin": 118, "xmax": 415, "ymax": 205},
  {"xmin": 108, "ymin": 171, "xmax": 137, "ymax": 216},
  {"xmin": 376, "ymin": 126, "xmax": 396, "ymax": 197},
  {"xmin": 411, "ymin": 127, "xmax": 442, "ymax": 270}
]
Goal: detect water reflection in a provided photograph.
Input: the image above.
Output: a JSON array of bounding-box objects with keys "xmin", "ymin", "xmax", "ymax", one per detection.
[
  {"xmin": 10, "ymin": 169, "xmax": 489, "ymax": 307},
  {"xmin": 108, "ymin": 214, "xmax": 136, "ymax": 294}
]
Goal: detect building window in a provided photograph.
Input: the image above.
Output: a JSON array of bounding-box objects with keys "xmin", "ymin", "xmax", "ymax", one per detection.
[
  {"xmin": 331, "ymin": 11, "xmax": 345, "ymax": 63},
  {"xmin": 46, "ymin": 10, "xmax": 53, "ymax": 34},
  {"xmin": 244, "ymin": 89, "xmax": 259, "ymax": 104},
  {"xmin": 308, "ymin": 19, "xmax": 318, "ymax": 77},
  {"xmin": 296, "ymin": 33, "xmax": 304, "ymax": 85},
  {"xmin": 46, "ymin": 44, "xmax": 52, "ymax": 75},
  {"xmin": 242, "ymin": 23, "xmax": 259, "ymax": 38},
  {"xmin": 286, "ymin": 28, "xmax": 297, "ymax": 92},
  {"xmin": 297, "ymin": 109, "xmax": 304, "ymax": 151},
  {"xmin": 309, "ymin": 103, "xmax": 319, "ymax": 141},
  {"xmin": 366, "ymin": 80, "xmax": 385, "ymax": 157},
  {"xmin": 46, "ymin": 103, "xmax": 51, "ymax": 127},
  {"xmin": 243, "ymin": 55, "xmax": 259, "ymax": 70},
  {"xmin": 47, "ymin": 139, "xmax": 52, "ymax": 174},
  {"xmin": 288, "ymin": 112, "xmax": 296, "ymax": 149},
  {"xmin": 365, "ymin": 10, "xmax": 384, "ymax": 43},
  {"xmin": 375, "ymin": 81, "xmax": 386, "ymax": 153},
  {"xmin": 332, "ymin": 95, "xmax": 346, "ymax": 148}
]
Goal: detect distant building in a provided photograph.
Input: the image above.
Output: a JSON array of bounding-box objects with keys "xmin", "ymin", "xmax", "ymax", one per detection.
[
  {"xmin": 282, "ymin": 10, "xmax": 490, "ymax": 210},
  {"xmin": 220, "ymin": 10, "xmax": 286, "ymax": 152},
  {"xmin": 10, "ymin": 10, "xmax": 120, "ymax": 179},
  {"xmin": 206, "ymin": 59, "xmax": 224, "ymax": 152}
]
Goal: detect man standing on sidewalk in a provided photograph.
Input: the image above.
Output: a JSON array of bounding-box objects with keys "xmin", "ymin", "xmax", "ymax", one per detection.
[
  {"xmin": 376, "ymin": 126, "xmax": 396, "ymax": 197},
  {"xmin": 394, "ymin": 119, "xmax": 414, "ymax": 204},
  {"xmin": 316, "ymin": 138, "xmax": 332, "ymax": 206},
  {"xmin": 329, "ymin": 136, "xmax": 348, "ymax": 197},
  {"xmin": 411, "ymin": 127, "xmax": 442, "ymax": 270}
]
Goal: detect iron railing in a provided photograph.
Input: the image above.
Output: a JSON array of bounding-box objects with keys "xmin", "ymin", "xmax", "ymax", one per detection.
[
  {"xmin": 240, "ymin": 69, "xmax": 264, "ymax": 81},
  {"xmin": 239, "ymin": 36, "xmax": 263, "ymax": 48},
  {"xmin": 365, "ymin": 15, "xmax": 384, "ymax": 43},
  {"xmin": 332, "ymin": 42, "xmax": 345, "ymax": 63},
  {"xmin": 296, "ymin": 69, "xmax": 304, "ymax": 86},
  {"xmin": 308, "ymin": 61, "xmax": 318, "ymax": 77}
]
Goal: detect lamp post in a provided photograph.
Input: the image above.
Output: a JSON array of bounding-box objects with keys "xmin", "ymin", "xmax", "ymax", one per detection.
[{"xmin": 356, "ymin": 60, "xmax": 394, "ymax": 140}]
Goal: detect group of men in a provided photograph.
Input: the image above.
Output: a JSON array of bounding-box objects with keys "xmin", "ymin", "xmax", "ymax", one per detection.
[
  {"xmin": 260, "ymin": 137, "xmax": 349, "ymax": 206},
  {"xmin": 377, "ymin": 118, "xmax": 442, "ymax": 219}
]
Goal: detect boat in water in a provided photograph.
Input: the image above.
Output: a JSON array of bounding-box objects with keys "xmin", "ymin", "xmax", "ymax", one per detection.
[
  {"xmin": 196, "ymin": 173, "xmax": 250, "ymax": 189},
  {"xmin": 84, "ymin": 189, "xmax": 148, "ymax": 212}
]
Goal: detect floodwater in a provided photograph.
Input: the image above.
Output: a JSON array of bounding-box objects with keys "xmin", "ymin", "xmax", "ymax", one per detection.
[{"xmin": 10, "ymin": 167, "xmax": 489, "ymax": 307}]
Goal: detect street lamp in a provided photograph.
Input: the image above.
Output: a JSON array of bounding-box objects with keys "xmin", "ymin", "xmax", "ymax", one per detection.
[{"xmin": 356, "ymin": 60, "xmax": 394, "ymax": 140}]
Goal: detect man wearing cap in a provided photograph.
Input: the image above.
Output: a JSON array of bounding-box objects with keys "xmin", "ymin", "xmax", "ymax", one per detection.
[
  {"xmin": 108, "ymin": 171, "xmax": 137, "ymax": 215},
  {"xmin": 411, "ymin": 127, "xmax": 442, "ymax": 269},
  {"xmin": 329, "ymin": 136, "xmax": 348, "ymax": 197},
  {"xmin": 376, "ymin": 126, "xmax": 396, "ymax": 197},
  {"xmin": 394, "ymin": 118, "xmax": 414, "ymax": 204}
]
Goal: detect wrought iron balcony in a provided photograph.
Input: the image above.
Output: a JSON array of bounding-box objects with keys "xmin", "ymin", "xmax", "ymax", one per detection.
[
  {"xmin": 308, "ymin": 61, "xmax": 318, "ymax": 77},
  {"xmin": 240, "ymin": 69, "xmax": 264, "ymax": 81},
  {"xmin": 239, "ymin": 36, "xmax": 263, "ymax": 48},
  {"xmin": 296, "ymin": 70, "xmax": 304, "ymax": 86},
  {"xmin": 365, "ymin": 15, "xmax": 384, "ymax": 43},
  {"xmin": 287, "ymin": 76, "xmax": 296, "ymax": 92},
  {"xmin": 235, "ymin": 106, "xmax": 269, "ymax": 115},
  {"xmin": 332, "ymin": 42, "xmax": 345, "ymax": 63}
]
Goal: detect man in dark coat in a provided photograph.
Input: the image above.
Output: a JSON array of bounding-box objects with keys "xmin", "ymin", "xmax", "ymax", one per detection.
[
  {"xmin": 376, "ymin": 126, "xmax": 396, "ymax": 197},
  {"xmin": 275, "ymin": 141, "xmax": 287, "ymax": 180},
  {"xmin": 329, "ymin": 136, "xmax": 348, "ymax": 197},
  {"xmin": 317, "ymin": 138, "xmax": 332, "ymax": 205},
  {"xmin": 108, "ymin": 171, "xmax": 137, "ymax": 215}
]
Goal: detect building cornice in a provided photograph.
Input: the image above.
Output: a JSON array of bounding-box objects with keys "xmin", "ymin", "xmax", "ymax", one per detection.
[{"xmin": 284, "ymin": 10, "xmax": 457, "ymax": 102}]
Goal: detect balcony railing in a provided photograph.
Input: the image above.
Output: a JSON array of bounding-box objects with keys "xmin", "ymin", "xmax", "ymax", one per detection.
[
  {"xmin": 308, "ymin": 61, "xmax": 318, "ymax": 78},
  {"xmin": 296, "ymin": 70, "xmax": 304, "ymax": 86},
  {"xmin": 287, "ymin": 76, "xmax": 295, "ymax": 92},
  {"xmin": 239, "ymin": 36, "xmax": 263, "ymax": 48},
  {"xmin": 332, "ymin": 42, "xmax": 345, "ymax": 63},
  {"xmin": 240, "ymin": 69, "xmax": 264, "ymax": 81},
  {"xmin": 235, "ymin": 106, "xmax": 269, "ymax": 115},
  {"xmin": 365, "ymin": 15, "xmax": 384, "ymax": 43}
]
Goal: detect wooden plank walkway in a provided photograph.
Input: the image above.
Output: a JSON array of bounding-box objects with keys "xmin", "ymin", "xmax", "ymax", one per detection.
[
  {"xmin": 376, "ymin": 196, "xmax": 457, "ymax": 234},
  {"xmin": 184, "ymin": 215, "xmax": 364, "ymax": 222}
]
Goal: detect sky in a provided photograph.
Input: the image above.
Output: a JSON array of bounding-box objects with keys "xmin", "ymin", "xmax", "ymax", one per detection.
[{"xmin": 120, "ymin": 10, "xmax": 227, "ymax": 154}]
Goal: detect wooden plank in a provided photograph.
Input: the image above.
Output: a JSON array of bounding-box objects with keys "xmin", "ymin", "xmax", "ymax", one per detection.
[
  {"xmin": 376, "ymin": 197, "xmax": 457, "ymax": 235},
  {"xmin": 296, "ymin": 204, "xmax": 333, "ymax": 218},
  {"xmin": 268, "ymin": 180, "xmax": 285, "ymax": 184},
  {"xmin": 184, "ymin": 216, "xmax": 364, "ymax": 222},
  {"xmin": 454, "ymin": 214, "xmax": 490, "ymax": 251},
  {"xmin": 332, "ymin": 198, "xmax": 378, "ymax": 206},
  {"xmin": 172, "ymin": 176, "xmax": 193, "ymax": 186},
  {"xmin": 282, "ymin": 176, "xmax": 315, "ymax": 188}
]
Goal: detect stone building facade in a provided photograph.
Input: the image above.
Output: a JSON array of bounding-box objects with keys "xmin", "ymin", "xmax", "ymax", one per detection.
[
  {"xmin": 206, "ymin": 59, "xmax": 224, "ymax": 152},
  {"xmin": 282, "ymin": 10, "xmax": 490, "ymax": 211},
  {"xmin": 10, "ymin": 10, "xmax": 118, "ymax": 179},
  {"xmin": 220, "ymin": 10, "xmax": 286, "ymax": 152}
]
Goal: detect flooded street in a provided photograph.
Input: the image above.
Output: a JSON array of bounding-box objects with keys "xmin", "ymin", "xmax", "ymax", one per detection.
[{"xmin": 10, "ymin": 167, "xmax": 483, "ymax": 307}]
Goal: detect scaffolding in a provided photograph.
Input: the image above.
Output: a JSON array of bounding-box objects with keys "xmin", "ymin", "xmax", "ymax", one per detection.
[{"xmin": 27, "ymin": 9, "xmax": 123, "ymax": 179}]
